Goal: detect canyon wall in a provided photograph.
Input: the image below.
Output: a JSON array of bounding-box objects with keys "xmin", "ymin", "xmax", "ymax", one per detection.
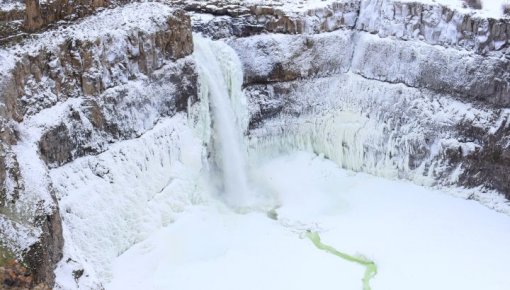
[
  {"xmin": 1, "ymin": 0, "xmax": 510, "ymax": 288},
  {"xmin": 184, "ymin": 0, "xmax": 510, "ymax": 208},
  {"xmin": 0, "ymin": 2, "xmax": 197, "ymax": 288}
]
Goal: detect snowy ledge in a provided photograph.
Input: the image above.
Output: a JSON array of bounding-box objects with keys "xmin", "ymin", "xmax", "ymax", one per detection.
[
  {"xmin": 184, "ymin": 0, "xmax": 510, "ymax": 55},
  {"xmin": 0, "ymin": 2, "xmax": 178, "ymax": 74},
  {"xmin": 180, "ymin": 0, "xmax": 510, "ymax": 18}
]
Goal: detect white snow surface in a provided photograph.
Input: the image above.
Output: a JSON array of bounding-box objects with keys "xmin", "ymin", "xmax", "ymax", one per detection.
[
  {"xmin": 0, "ymin": 0, "xmax": 23, "ymax": 11},
  {"xmin": 107, "ymin": 151, "xmax": 510, "ymax": 290}
]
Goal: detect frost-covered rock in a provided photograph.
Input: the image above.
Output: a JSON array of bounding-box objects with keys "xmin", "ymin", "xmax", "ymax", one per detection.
[
  {"xmin": 0, "ymin": 2, "xmax": 196, "ymax": 288},
  {"xmin": 216, "ymin": 1, "xmax": 510, "ymax": 203},
  {"xmin": 187, "ymin": 0, "xmax": 510, "ymax": 56},
  {"xmin": 1, "ymin": 3, "xmax": 193, "ymax": 121},
  {"xmin": 1, "ymin": 0, "xmax": 510, "ymax": 289},
  {"xmin": 350, "ymin": 33, "xmax": 510, "ymax": 106},
  {"xmin": 180, "ymin": 0, "xmax": 360, "ymax": 38},
  {"xmin": 228, "ymin": 30, "xmax": 354, "ymax": 84},
  {"xmin": 357, "ymin": 0, "xmax": 510, "ymax": 54},
  {"xmin": 245, "ymin": 74, "xmax": 510, "ymax": 212},
  {"xmin": 51, "ymin": 114, "xmax": 207, "ymax": 289}
]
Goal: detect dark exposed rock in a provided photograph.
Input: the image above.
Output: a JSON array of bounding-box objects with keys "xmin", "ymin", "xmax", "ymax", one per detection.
[
  {"xmin": 164, "ymin": 9, "xmax": 194, "ymax": 60},
  {"xmin": 72, "ymin": 268, "xmax": 84, "ymax": 282},
  {"xmin": 0, "ymin": 5, "xmax": 24, "ymax": 23},
  {"xmin": 38, "ymin": 124, "xmax": 73, "ymax": 167},
  {"xmin": 0, "ymin": 255, "xmax": 51, "ymax": 290},
  {"xmin": 23, "ymin": 0, "xmax": 111, "ymax": 32},
  {"xmin": 23, "ymin": 205, "xmax": 63, "ymax": 286},
  {"xmin": 0, "ymin": 2, "xmax": 25, "ymax": 44},
  {"xmin": 463, "ymin": 0, "xmax": 482, "ymax": 9},
  {"xmin": 456, "ymin": 118, "xmax": 510, "ymax": 200},
  {"xmin": 505, "ymin": 5, "xmax": 510, "ymax": 16}
]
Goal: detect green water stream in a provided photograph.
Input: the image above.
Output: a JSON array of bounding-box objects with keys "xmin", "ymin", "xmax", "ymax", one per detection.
[{"xmin": 306, "ymin": 231, "xmax": 377, "ymax": 290}]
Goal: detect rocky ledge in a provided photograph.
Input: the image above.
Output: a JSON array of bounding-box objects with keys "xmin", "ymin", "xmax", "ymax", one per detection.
[{"xmin": 180, "ymin": 0, "xmax": 510, "ymax": 55}]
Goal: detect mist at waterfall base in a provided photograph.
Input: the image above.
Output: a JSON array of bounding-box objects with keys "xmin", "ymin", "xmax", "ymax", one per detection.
[{"xmin": 106, "ymin": 37, "xmax": 510, "ymax": 290}]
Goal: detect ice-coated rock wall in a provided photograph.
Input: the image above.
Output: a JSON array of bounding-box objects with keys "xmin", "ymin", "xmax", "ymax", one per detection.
[
  {"xmin": 215, "ymin": 1, "xmax": 510, "ymax": 210},
  {"xmin": 357, "ymin": 0, "xmax": 510, "ymax": 53},
  {"xmin": 51, "ymin": 114, "xmax": 207, "ymax": 289},
  {"xmin": 0, "ymin": 2, "xmax": 197, "ymax": 287}
]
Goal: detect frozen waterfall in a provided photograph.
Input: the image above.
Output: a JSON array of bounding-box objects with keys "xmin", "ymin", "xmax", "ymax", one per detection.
[{"xmin": 192, "ymin": 35, "xmax": 251, "ymax": 208}]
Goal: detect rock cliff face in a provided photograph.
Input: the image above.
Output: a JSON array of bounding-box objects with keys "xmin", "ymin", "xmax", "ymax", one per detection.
[
  {"xmin": 186, "ymin": 0, "xmax": 510, "ymax": 208},
  {"xmin": 0, "ymin": 2, "xmax": 196, "ymax": 288},
  {"xmin": 23, "ymin": 0, "xmax": 109, "ymax": 32},
  {"xmin": 1, "ymin": 0, "xmax": 510, "ymax": 288}
]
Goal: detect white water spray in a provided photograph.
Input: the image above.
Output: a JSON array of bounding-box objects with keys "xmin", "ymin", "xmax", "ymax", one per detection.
[{"xmin": 192, "ymin": 35, "xmax": 251, "ymax": 207}]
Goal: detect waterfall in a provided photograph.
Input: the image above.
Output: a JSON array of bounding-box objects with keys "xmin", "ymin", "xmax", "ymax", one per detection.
[{"xmin": 192, "ymin": 35, "xmax": 251, "ymax": 207}]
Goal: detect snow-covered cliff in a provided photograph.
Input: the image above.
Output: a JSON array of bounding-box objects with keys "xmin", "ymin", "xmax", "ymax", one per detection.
[
  {"xmin": 194, "ymin": 0, "xmax": 510, "ymax": 206},
  {"xmin": 0, "ymin": 2, "xmax": 196, "ymax": 287},
  {"xmin": 1, "ymin": 0, "xmax": 509, "ymax": 289}
]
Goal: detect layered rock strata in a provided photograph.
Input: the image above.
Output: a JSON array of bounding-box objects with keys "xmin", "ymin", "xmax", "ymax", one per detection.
[{"xmin": 0, "ymin": 2, "xmax": 196, "ymax": 288}]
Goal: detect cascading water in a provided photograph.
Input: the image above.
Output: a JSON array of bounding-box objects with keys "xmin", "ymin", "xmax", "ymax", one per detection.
[{"xmin": 192, "ymin": 35, "xmax": 251, "ymax": 207}]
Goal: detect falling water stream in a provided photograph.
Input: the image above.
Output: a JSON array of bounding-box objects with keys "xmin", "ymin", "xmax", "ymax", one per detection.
[{"xmin": 193, "ymin": 35, "xmax": 251, "ymax": 208}]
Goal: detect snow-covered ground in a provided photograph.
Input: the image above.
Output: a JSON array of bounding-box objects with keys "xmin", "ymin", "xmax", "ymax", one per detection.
[
  {"xmin": 0, "ymin": 0, "xmax": 24, "ymax": 12},
  {"xmin": 107, "ymin": 151, "xmax": 510, "ymax": 290}
]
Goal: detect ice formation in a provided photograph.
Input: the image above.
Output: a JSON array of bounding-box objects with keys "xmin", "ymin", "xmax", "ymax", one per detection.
[{"xmin": 193, "ymin": 35, "xmax": 251, "ymax": 208}]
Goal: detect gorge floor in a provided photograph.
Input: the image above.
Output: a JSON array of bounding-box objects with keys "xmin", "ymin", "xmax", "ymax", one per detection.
[{"xmin": 106, "ymin": 151, "xmax": 510, "ymax": 290}]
